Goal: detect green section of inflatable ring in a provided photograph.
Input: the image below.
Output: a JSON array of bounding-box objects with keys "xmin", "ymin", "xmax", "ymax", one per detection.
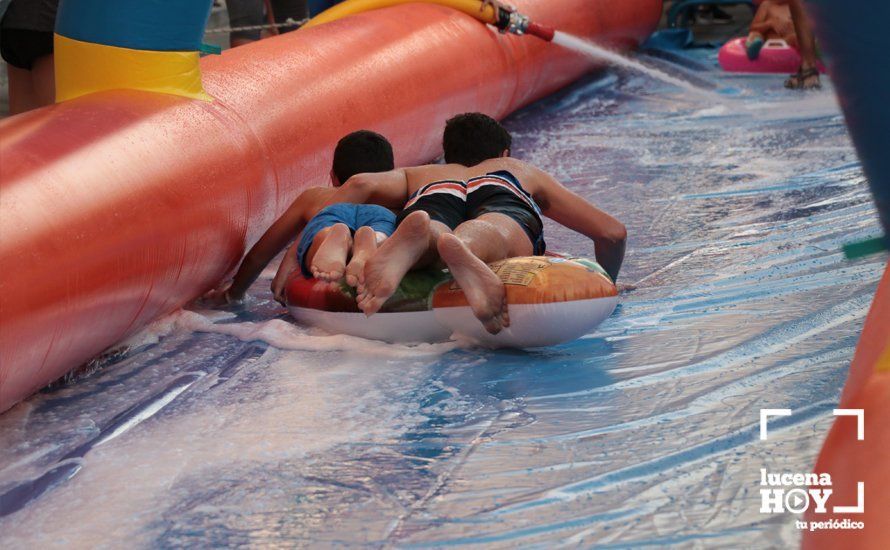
[
  {"xmin": 330, "ymin": 255, "xmax": 612, "ymax": 314},
  {"xmin": 334, "ymin": 268, "xmax": 452, "ymax": 313}
]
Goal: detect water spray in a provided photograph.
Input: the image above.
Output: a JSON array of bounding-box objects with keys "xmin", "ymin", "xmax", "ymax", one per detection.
[{"xmin": 303, "ymin": 1, "xmax": 716, "ymax": 104}]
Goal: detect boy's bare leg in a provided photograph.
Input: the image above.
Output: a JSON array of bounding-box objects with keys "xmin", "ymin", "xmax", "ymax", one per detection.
[
  {"xmin": 360, "ymin": 212, "xmax": 530, "ymax": 320},
  {"xmin": 453, "ymin": 213, "xmax": 534, "ymax": 262},
  {"xmin": 308, "ymin": 223, "xmax": 352, "ymax": 282},
  {"xmin": 359, "ymin": 211, "xmax": 442, "ymax": 315},
  {"xmin": 746, "ymin": 1, "xmax": 770, "ymax": 59},
  {"xmin": 437, "ymin": 233, "xmax": 509, "ymax": 335},
  {"xmin": 431, "ymin": 213, "xmax": 530, "ymax": 334},
  {"xmin": 345, "ymin": 226, "xmax": 379, "ymax": 287}
]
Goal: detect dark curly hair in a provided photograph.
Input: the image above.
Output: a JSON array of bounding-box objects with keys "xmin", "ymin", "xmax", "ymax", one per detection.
[
  {"xmin": 332, "ymin": 130, "xmax": 395, "ymax": 185},
  {"xmin": 443, "ymin": 113, "xmax": 512, "ymax": 167}
]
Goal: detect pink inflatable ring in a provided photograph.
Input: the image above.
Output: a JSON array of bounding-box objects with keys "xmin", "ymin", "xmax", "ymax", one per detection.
[{"xmin": 718, "ymin": 37, "xmax": 826, "ymax": 74}]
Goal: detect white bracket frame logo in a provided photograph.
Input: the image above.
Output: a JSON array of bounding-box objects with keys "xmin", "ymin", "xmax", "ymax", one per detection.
[
  {"xmin": 759, "ymin": 408, "xmax": 865, "ymax": 515},
  {"xmin": 760, "ymin": 408, "xmax": 864, "ymax": 441}
]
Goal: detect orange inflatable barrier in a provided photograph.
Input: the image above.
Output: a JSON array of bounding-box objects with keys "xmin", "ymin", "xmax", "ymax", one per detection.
[
  {"xmin": 0, "ymin": 0, "xmax": 662, "ymax": 413},
  {"xmin": 803, "ymin": 261, "xmax": 890, "ymax": 549}
]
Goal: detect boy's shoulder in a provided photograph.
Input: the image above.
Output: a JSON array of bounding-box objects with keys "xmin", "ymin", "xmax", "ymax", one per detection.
[
  {"xmin": 477, "ymin": 156, "xmax": 529, "ymax": 173},
  {"xmin": 295, "ymin": 186, "xmax": 335, "ymax": 206},
  {"xmin": 285, "ymin": 186, "xmax": 335, "ymax": 219},
  {"xmin": 299, "ymin": 186, "xmax": 335, "ymax": 199},
  {"xmin": 499, "ymin": 156, "xmax": 530, "ymax": 170}
]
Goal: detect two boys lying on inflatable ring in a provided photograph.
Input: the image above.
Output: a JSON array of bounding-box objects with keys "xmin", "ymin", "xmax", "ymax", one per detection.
[{"xmin": 204, "ymin": 113, "xmax": 626, "ymax": 335}]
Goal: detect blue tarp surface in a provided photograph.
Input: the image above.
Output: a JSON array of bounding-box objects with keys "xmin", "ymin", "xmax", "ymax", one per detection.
[{"xmin": 0, "ymin": 47, "xmax": 884, "ymax": 547}]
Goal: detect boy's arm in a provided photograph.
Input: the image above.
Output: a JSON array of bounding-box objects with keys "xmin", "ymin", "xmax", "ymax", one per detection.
[
  {"xmin": 322, "ymin": 169, "xmax": 410, "ymax": 209},
  {"xmin": 271, "ymin": 239, "xmax": 301, "ymax": 305},
  {"xmin": 532, "ymin": 167, "xmax": 627, "ymax": 281},
  {"xmin": 210, "ymin": 193, "xmax": 313, "ymax": 303}
]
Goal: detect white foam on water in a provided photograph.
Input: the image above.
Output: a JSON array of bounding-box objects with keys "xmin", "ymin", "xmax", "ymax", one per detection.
[
  {"xmin": 123, "ymin": 309, "xmax": 457, "ymax": 359},
  {"xmin": 743, "ymin": 90, "xmax": 842, "ymax": 122},
  {"xmin": 690, "ymin": 105, "xmax": 730, "ymax": 118},
  {"xmin": 259, "ymin": 265, "xmax": 279, "ymax": 279}
]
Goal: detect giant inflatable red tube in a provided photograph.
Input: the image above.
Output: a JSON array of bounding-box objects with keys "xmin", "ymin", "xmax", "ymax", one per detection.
[
  {"xmin": 802, "ymin": 264, "xmax": 889, "ymax": 549},
  {"xmin": 0, "ymin": 0, "xmax": 662, "ymax": 413}
]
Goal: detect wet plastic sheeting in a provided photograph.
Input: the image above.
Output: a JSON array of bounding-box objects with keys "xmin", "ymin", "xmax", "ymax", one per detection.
[{"xmin": 0, "ymin": 50, "xmax": 884, "ymax": 547}]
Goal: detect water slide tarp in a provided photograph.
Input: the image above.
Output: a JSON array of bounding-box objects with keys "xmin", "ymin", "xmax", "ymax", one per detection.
[
  {"xmin": 0, "ymin": 0, "xmax": 661, "ymax": 413},
  {"xmin": 0, "ymin": 42, "xmax": 884, "ymax": 545}
]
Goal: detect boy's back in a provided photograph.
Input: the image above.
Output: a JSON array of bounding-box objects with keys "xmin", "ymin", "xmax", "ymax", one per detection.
[{"xmin": 294, "ymin": 187, "xmax": 338, "ymax": 223}]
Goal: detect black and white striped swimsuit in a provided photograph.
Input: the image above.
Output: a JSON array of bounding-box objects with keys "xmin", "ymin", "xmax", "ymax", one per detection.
[{"xmin": 396, "ymin": 170, "xmax": 545, "ymax": 254}]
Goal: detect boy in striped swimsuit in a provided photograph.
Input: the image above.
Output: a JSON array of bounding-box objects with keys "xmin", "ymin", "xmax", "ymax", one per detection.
[{"xmin": 323, "ymin": 113, "xmax": 627, "ymax": 335}]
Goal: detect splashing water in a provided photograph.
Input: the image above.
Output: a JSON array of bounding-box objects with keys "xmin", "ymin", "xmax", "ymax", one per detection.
[{"xmin": 552, "ymin": 31, "xmax": 723, "ymax": 102}]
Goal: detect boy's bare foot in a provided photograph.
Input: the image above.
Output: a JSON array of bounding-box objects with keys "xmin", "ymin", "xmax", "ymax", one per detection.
[
  {"xmin": 310, "ymin": 223, "xmax": 351, "ymax": 282},
  {"xmin": 345, "ymin": 226, "xmax": 378, "ymax": 288},
  {"xmin": 358, "ymin": 211, "xmax": 430, "ymax": 315},
  {"xmin": 437, "ymin": 233, "xmax": 509, "ymax": 335}
]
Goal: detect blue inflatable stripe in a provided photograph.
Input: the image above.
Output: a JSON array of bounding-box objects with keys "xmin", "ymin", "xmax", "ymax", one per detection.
[
  {"xmin": 808, "ymin": 0, "xmax": 890, "ymax": 242},
  {"xmin": 55, "ymin": 0, "xmax": 212, "ymax": 52},
  {"xmin": 309, "ymin": 0, "xmax": 343, "ymax": 16}
]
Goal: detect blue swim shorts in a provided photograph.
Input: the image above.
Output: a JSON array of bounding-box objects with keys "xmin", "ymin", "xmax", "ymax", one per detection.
[{"xmin": 296, "ymin": 204, "xmax": 396, "ymax": 277}]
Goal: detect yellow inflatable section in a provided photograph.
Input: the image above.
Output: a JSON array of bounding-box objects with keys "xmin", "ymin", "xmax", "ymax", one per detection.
[
  {"xmin": 305, "ymin": 0, "xmax": 500, "ymax": 28},
  {"xmin": 54, "ymin": 34, "xmax": 210, "ymax": 103}
]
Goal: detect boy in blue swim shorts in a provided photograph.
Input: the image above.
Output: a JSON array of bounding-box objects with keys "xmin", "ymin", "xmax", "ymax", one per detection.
[
  {"xmin": 296, "ymin": 202, "xmax": 395, "ymax": 281},
  {"xmin": 204, "ymin": 130, "xmax": 396, "ymax": 305}
]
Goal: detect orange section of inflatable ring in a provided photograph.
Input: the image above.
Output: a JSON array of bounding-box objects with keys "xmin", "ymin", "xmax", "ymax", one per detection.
[
  {"xmin": 431, "ymin": 256, "xmax": 617, "ymax": 308},
  {"xmin": 0, "ymin": 0, "xmax": 662, "ymax": 413},
  {"xmin": 803, "ymin": 261, "xmax": 889, "ymax": 549}
]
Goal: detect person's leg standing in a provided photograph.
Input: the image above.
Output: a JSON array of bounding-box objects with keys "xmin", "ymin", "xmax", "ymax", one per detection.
[
  {"xmin": 227, "ymin": 0, "xmax": 263, "ymax": 47},
  {"xmin": 269, "ymin": 0, "xmax": 308, "ymax": 32},
  {"xmin": 1, "ymin": 0, "xmax": 59, "ymax": 115},
  {"xmin": 5, "ymin": 63, "xmax": 37, "ymax": 114},
  {"xmin": 30, "ymin": 50, "xmax": 53, "ymax": 106},
  {"xmin": 788, "ymin": 0, "xmax": 820, "ymax": 88},
  {"xmin": 774, "ymin": 0, "xmax": 820, "ymax": 89}
]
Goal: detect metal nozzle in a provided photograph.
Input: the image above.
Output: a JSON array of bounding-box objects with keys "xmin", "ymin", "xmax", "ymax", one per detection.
[
  {"xmin": 497, "ymin": 9, "xmax": 530, "ymax": 35},
  {"xmin": 495, "ymin": 8, "xmax": 555, "ymax": 42}
]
